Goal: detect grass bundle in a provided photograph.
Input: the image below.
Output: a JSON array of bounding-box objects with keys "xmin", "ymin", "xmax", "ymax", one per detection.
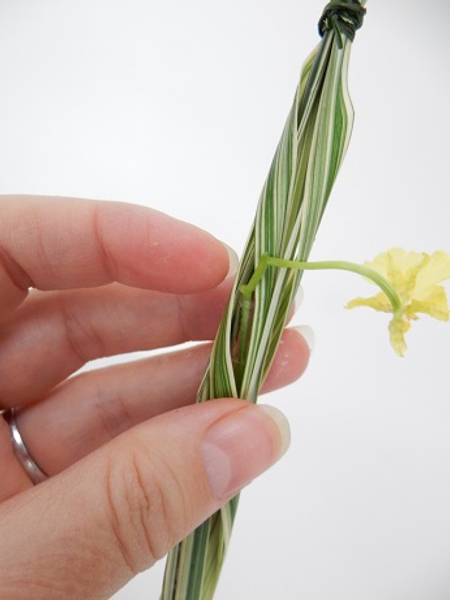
[{"xmin": 161, "ymin": 1, "xmax": 366, "ymax": 598}]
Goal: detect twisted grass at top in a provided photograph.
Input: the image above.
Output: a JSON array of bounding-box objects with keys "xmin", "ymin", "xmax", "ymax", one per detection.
[
  {"xmin": 319, "ymin": 0, "xmax": 366, "ymax": 46},
  {"xmin": 161, "ymin": 2, "xmax": 367, "ymax": 599}
]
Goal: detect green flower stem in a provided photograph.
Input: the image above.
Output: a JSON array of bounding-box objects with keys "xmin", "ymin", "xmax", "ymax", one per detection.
[{"xmin": 240, "ymin": 253, "xmax": 402, "ymax": 313}]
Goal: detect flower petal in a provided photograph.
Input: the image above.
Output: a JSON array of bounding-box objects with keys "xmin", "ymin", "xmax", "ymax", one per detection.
[
  {"xmin": 346, "ymin": 291, "xmax": 392, "ymax": 313},
  {"xmin": 364, "ymin": 249, "xmax": 428, "ymax": 305},
  {"xmin": 365, "ymin": 249, "xmax": 424, "ymax": 283},
  {"xmin": 388, "ymin": 315, "xmax": 410, "ymax": 357},
  {"xmin": 413, "ymin": 251, "xmax": 450, "ymax": 298},
  {"xmin": 387, "ymin": 249, "xmax": 428, "ymax": 303},
  {"xmin": 409, "ymin": 285, "xmax": 450, "ymax": 321}
]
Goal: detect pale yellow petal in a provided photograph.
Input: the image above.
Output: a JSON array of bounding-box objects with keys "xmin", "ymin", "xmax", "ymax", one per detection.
[
  {"xmin": 363, "ymin": 251, "xmax": 391, "ymax": 280},
  {"xmin": 346, "ymin": 292, "xmax": 392, "ymax": 313},
  {"xmin": 346, "ymin": 248, "xmax": 450, "ymax": 356},
  {"xmin": 413, "ymin": 251, "xmax": 450, "ymax": 298},
  {"xmin": 385, "ymin": 248, "xmax": 425, "ymax": 271},
  {"xmin": 387, "ymin": 249, "xmax": 428, "ymax": 303},
  {"xmin": 388, "ymin": 315, "xmax": 410, "ymax": 357},
  {"xmin": 366, "ymin": 248, "xmax": 424, "ymax": 280},
  {"xmin": 409, "ymin": 285, "xmax": 450, "ymax": 321},
  {"xmin": 364, "ymin": 248, "xmax": 427, "ymax": 304}
]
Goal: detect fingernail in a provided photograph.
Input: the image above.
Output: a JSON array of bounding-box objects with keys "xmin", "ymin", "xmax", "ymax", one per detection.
[
  {"xmin": 202, "ymin": 405, "xmax": 290, "ymax": 499},
  {"xmin": 292, "ymin": 325, "xmax": 315, "ymax": 353},
  {"xmin": 258, "ymin": 405, "xmax": 291, "ymax": 455},
  {"xmin": 222, "ymin": 243, "xmax": 239, "ymax": 278}
]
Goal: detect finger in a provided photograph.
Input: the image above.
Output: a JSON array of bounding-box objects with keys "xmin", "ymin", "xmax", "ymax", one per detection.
[
  {"xmin": 262, "ymin": 327, "xmax": 311, "ymax": 393},
  {"xmin": 0, "ymin": 399, "xmax": 289, "ymax": 599},
  {"xmin": 0, "ymin": 415, "xmax": 30, "ymax": 499},
  {"xmin": 0, "ymin": 277, "xmax": 233, "ymax": 407},
  {"xmin": 0, "ymin": 195, "xmax": 229, "ymax": 322},
  {"xmin": 2, "ymin": 328, "xmax": 309, "ymax": 494}
]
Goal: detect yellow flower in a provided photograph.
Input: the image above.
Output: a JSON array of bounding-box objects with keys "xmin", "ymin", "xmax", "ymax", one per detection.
[{"xmin": 346, "ymin": 248, "xmax": 450, "ymax": 356}]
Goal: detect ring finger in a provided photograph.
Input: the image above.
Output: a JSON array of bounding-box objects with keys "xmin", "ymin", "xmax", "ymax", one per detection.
[
  {"xmin": 1, "ymin": 327, "xmax": 310, "ymax": 499},
  {"xmin": 0, "ymin": 279, "xmax": 232, "ymax": 408}
]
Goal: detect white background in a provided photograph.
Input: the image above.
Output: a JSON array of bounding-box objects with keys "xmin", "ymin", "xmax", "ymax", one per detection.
[{"xmin": 1, "ymin": 1, "xmax": 450, "ymax": 599}]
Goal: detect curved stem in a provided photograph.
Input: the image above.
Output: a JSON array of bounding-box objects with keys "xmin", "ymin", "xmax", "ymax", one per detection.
[{"xmin": 240, "ymin": 254, "xmax": 402, "ymax": 314}]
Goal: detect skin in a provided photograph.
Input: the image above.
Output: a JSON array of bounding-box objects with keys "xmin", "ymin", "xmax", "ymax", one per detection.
[{"xmin": 0, "ymin": 196, "xmax": 310, "ymax": 599}]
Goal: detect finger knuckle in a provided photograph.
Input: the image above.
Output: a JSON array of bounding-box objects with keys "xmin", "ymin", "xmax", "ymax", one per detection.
[{"xmin": 104, "ymin": 442, "xmax": 188, "ymax": 574}]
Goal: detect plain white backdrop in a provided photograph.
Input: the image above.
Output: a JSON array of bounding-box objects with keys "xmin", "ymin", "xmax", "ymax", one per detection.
[{"xmin": 1, "ymin": 1, "xmax": 450, "ymax": 599}]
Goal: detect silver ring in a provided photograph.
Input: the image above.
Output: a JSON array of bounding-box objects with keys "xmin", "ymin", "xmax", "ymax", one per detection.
[{"xmin": 3, "ymin": 408, "xmax": 49, "ymax": 484}]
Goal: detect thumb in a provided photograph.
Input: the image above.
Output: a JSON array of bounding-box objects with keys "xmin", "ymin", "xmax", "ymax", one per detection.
[{"xmin": 0, "ymin": 399, "xmax": 290, "ymax": 600}]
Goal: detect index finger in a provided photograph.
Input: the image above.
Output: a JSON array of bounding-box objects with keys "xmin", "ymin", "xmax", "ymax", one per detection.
[{"xmin": 0, "ymin": 195, "xmax": 230, "ymax": 322}]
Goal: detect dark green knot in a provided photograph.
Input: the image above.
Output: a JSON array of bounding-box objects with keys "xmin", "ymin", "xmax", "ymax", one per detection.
[{"xmin": 318, "ymin": 0, "xmax": 366, "ymax": 48}]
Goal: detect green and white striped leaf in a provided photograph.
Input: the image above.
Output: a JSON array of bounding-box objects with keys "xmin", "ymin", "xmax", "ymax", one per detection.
[{"xmin": 161, "ymin": 3, "xmax": 365, "ymax": 598}]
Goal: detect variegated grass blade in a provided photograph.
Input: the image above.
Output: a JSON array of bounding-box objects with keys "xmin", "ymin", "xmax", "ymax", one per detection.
[{"xmin": 161, "ymin": 2, "xmax": 366, "ymax": 599}]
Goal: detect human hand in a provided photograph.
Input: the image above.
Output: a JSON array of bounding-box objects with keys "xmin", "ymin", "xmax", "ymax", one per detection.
[{"xmin": 0, "ymin": 196, "xmax": 310, "ymax": 599}]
